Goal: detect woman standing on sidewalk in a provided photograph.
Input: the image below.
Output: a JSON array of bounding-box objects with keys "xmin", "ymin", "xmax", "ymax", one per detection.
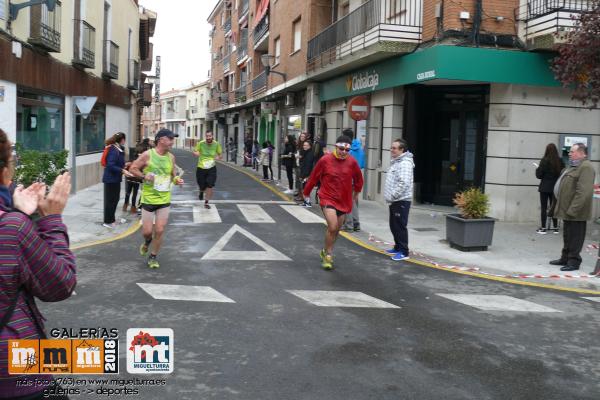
[
  {"xmin": 281, "ymin": 135, "xmax": 296, "ymax": 195},
  {"xmin": 0, "ymin": 128, "xmax": 76, "ymax": 400},
  {"xmin": 535, "ymin": 143, "xmax": 564, "ymax": 234},
  {"xmin": 102, "ymin": 132, "xmax": 131, "ymax": 228}
]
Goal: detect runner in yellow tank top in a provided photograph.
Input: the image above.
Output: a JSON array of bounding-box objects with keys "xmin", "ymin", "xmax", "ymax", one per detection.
[{"xmin": 130, "ymin": 129, "xmax": 184, "ymax": 269}]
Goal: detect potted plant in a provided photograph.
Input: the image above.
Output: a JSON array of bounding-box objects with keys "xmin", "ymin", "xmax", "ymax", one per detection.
[
  {"xmin": 445, "ymin": 187, "xmax": 495, "ymax": 251},
  {"xmin": 14, "ymin": 144, "xmax": 69, "ymax": 187}
]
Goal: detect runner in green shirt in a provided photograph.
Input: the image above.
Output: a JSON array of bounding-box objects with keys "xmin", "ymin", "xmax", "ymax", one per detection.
[
  {"xmin": 193, "ymin": 131, "xmax": 222, "ymax": 209},
  {"xmin": 130, "ymin": 129, "xmax": 184, "ymax": 269}
]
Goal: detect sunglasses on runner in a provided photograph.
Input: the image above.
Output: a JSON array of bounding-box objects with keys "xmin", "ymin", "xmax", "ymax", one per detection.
[{"xmin": 336, "ymin": 146, "xmax": 350, "ymax": 152}]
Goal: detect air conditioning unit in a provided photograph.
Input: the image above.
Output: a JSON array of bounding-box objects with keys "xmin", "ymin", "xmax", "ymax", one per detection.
[
  {"xmin": 285, "ymin": 93, "xmax": 295, "ymax": 107},
  {"xmin": 305, "ymin": 83, "xmax": 321, "ymax": 115}
]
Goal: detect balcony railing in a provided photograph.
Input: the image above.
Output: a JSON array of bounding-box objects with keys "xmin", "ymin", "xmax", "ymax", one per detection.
[
  {"xmin": 516, "ymin": 0, "xmax": 593, "ymax": 46},
  {"xmin": 128, "ymin": 59, "xmax": 140, "ymax": 90},
  {"xmin": 73, "ymin": 19, "xmax": 95, "ymax": 68},
  {"xmin": 223, "ymin": 17, "xmax": 232, "ymax": 32},
  {"xmin": 252, "ymin": 70, "xmax": 267, "ymax": 93},
  {"xmin": 102, "ymin": 40, "xmax": 119, "ymax": 80},
  {"xmin": 307, "ymin": 0, "xmax": 422, "ymax": 71},
  {"xmin": 240, "ymin": 0, "xmax": 249, "ymax": 17},
  {"xmin": 29, "ymin": 2, "xmax": 62, "ymax": 52},
  {"xmin": 223, "ymin": 52, "xmax": 231, "ymax": 72},
  {"xmin": 253, "ymin": 12, "xmax": 269, "ymax": 45},
  {"xmin": 220, "ymin": 93, "xmax": 230, "ymax": 106},
  {"xmin": 235, "ymin": 83, "xmax": 248, "ymax": 102},
  {"xmin": 237, "ymin": 29, "xmax": 248, "ymax": 60}
]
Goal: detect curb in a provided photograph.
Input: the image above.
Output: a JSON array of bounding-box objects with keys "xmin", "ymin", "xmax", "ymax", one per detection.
[{"xmin": 71, "ymin": 221, "xmax": 141, "ymax": 251}]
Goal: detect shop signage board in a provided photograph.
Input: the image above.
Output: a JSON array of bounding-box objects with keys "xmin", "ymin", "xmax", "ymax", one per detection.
[{"xmin": 319, "ymin": 46, "xmax": 561, "ymax": 102}]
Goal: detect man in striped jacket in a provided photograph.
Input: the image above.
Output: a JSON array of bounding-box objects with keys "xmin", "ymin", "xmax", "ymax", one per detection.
[{"xmin": 384, "ymin": 138, "xmax": 414, "ymax": 261}]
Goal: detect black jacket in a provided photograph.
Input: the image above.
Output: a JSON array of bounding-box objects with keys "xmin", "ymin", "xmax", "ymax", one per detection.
[
  {"xmin": 536, "ymin": 158, "xmax": 564, "ymax": 193},
  {"xmin": 299, "ymin": 149, "xmax": 315, "ymax": 179},
  {"xmin": 282, "ymin": 143, "xmax": 296, "ymax": 168}
]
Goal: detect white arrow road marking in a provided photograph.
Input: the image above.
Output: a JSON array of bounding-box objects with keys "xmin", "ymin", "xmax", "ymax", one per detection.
[
  {"xmin": 280, "ymin": 205, "xmax": 325, "ymax": 223},
  {"xmin": 287, "ymin": 290, "xmax": 400, "ymax": 308},
  {"xmin": 202, "ymin": 224, "xmax": 292, "ymax": 261},
  {"xmin": 436, "ymin": 294, "xmax": 562, "ymax": 312},
  {"xmin": 137, "ymin": 283, "xmax": 235, "ymax": 302},
  {"xmin": 193, "ymin": 205, "xmax": 222, "ymax": 223},
  {"xmin": 237, "ymin": 204, "xmax": 275, "ymax": 223}
]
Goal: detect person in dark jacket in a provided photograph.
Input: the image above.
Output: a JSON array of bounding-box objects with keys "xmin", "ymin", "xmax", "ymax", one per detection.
[
  {"xmin": 102, "ymin": 132, "xmax": 130, "ymax": 228},
  {"xmin": 299, "ymin": 141, "xmax": 315, "ymax": 207},
  {"xmin": 281, "ymin": 135, "xmax": 296, "ymax": 195},
  {"xmin": 535, "ymin": 143, "xmax": 564, "ymax": 234},
  {"xmin": 123, "ymin": 138, "xmax": 151, "ymax": 214},
  {"xmin": 0, "ymin": 128, "xmax": 76, "ymax": 399},
  {"xmin": 266, "ymin": 141, "xmax": 274, "ymax": 180}
]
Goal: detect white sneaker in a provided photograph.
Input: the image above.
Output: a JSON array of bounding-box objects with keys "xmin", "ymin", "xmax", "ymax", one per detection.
[
  {"xmin": 102, "ymin": 223, "xmax": 116, "ymax": 229},
  {"xmin": 283, "ymin": 189, "xmax": 293, "ymax": 194},
  {"xmin": 119, "ymin": 218, "xmax": 127, "ymax": 224}
]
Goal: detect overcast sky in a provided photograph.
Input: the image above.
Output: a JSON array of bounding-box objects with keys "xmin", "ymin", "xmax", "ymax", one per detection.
[{"xmin": 139, "ymin": 0, "xmax": 217, "ymax": 92}]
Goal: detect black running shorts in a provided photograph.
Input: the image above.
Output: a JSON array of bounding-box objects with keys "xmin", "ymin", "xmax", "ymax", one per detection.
[
  {"xmin": 196, "ymin": 166, "xmax": 217, "ymax": 190},
  {"xmin": 323, "ymin": 204, "xmax": 344, "ymax": 217},
  {"xmin": 141, "ymin": 203, "xmax": 171, "ymax": 212}
]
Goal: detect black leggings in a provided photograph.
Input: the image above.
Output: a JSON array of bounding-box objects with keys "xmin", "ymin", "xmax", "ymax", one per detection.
[
  {"xmin": 268, "ymin": 162, "xmax": 274, "ymax": 180},
  {"xmin": 104, "ymin": 182, "xmax": 121, "ymax": 224},
  {"xmin": 285, "ymin": 165, "xmax": 294, "ymax": 190},
  {"xmin": 540, "ymin": 192, "xmax": 557, "ymax": 229},
  {"xmin": 124, "ymin": 181, "xmax": 139, "ymax": 206},
  {"xmin": 262, "ymin": 165, "xmax": 269, "ymax": 179}
]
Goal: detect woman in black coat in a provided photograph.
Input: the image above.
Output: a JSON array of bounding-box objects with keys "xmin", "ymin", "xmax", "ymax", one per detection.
[
  {"xmin": 535, "ymin": 143, "xmax": 564, "ymax": 234},
  {"xmin": 281, "ymin": 135, "xmax": 296, "ymax": 194}
]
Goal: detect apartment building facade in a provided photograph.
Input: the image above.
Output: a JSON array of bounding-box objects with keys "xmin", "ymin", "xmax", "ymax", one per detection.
[
  {"xmin": 184, "ymin": 81, "xmax": 210, "ymax": 148},
  {"xmin": 208, "ymin": 0, "xmax": 600, "ymax": 222},
  {"xmin": 159, "ymin": 88, "xmax": 186, "ymax": 147},
  {"xmin": 0, "ymin": 0, "xmax": 156, "ymax": 190}
]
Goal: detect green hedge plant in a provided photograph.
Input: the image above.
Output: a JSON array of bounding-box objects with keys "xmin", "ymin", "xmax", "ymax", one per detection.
[
  {"xmin": 14, "ymin": 144, "xmax": 69, "ymax": 187},
  {"xmin": 453, "ymin": 187, "xmax": 490, "ymax": 219}
]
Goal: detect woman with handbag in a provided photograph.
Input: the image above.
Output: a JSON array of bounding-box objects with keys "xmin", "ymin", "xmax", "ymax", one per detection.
[
  {"xmin": 535, "ymin": 143, "xmax": 564, "ymax": 234},
  {"xmin": 0, "ymin": 129, "xmax": 77, "ymax": 399}
]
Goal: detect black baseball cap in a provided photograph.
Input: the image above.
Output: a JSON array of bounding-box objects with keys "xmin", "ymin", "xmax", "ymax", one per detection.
[{"xmin": 155, "ymin": 128, "xmax": 178, "ymax": 141}]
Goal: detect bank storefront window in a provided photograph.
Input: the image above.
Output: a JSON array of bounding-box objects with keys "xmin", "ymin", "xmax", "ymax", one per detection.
[
  {"xmin": 76, "ymin": 103, "xmax": 106, "ymax": 155},
  {"xmin": 17, "ymin": 89, "xmax": 64, "ymax": 152}
]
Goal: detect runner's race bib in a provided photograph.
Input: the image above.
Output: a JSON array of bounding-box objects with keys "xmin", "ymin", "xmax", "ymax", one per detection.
[
  {"xmin": 153, "ymin": 175, "xmax": 171, "ymax": 192},
  {"xmin": 202, "ymin": 159, "xmax": 216, "ymax": 169}
]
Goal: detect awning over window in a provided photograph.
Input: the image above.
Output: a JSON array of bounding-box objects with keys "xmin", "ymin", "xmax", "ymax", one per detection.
[{"xmin": 254, "ymin": 0, "xmax": 269, "ymax": 27}]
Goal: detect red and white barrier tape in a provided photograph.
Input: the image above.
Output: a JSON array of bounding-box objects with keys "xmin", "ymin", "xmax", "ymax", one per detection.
[{"xmin": 368, "ymin": 233, "xmax": 600, "ymax": 279}]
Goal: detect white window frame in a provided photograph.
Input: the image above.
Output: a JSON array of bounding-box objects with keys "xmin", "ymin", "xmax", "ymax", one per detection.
[
  {"xmin": 292, "ymin": 18, "xmax": 301, "ymax": 53},
  {"xmin": 274, "ymin": 37, "xmax": 281, "ymax": 65}
]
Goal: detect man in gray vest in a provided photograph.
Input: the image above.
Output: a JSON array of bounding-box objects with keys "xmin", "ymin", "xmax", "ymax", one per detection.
[{"xmin": 549, "ymin": 143, "xmax": 595, "ymax": 271}]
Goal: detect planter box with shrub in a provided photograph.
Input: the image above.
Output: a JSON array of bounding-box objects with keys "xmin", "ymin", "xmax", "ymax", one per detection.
[{"xmin": 445, "ymin": 187, "xmax": 495, "ymax": 251}]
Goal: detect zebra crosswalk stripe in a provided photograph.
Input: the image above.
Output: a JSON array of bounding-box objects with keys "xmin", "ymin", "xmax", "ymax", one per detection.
[
  {"xmin": 436, "ymin": 294, "xmax": 562, "ymax": 313},
  {"xmin": 237, "ymin": 204, "xmax": 275, "ymax": 223},
  {"xmin": 280, "ymin": 205, "xmax": 325, "ymax": 223},
  {"xmin": 193, "ymin": 205, "xmax": 222, "ymax": 223}
]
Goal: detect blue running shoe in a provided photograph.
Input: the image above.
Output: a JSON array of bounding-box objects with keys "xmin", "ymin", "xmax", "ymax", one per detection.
[{"xmin": 391, "ymin": 252, "xmax": 409, "ymax": 261}]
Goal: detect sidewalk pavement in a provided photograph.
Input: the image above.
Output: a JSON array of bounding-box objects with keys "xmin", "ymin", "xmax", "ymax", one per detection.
[
  {"xmin": 63, "ymin": 161, "xmax": 600, "ymax": 292},
  {"xmin": 63, "ymin": 183, "xmax": 139, "ymax": 250}
]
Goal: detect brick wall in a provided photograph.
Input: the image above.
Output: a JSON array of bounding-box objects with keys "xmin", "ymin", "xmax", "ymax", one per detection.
[{"xmin": 422, "ymin": 0, "xmax": 520, "ymax": 42}]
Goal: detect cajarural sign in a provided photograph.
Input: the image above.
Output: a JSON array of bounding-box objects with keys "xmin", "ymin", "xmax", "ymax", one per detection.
[{"xmin": 346, "ymin": 70, "xmax": 380, "ymax": 92}]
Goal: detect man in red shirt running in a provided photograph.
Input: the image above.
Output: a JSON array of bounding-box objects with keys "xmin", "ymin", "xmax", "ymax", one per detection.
[{"xmin": 303, "ymin": 135, "xmax": 364, "ymax": 270}]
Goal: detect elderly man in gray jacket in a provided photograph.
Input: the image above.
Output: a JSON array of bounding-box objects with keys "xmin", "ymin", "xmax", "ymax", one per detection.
[
  {"xmin": 384, "ymin": 138, "xmax": 414, "ymax": 261},
  {"xmin": 550, "ymin": 143, "xmax": 595, "ymax": 271}
]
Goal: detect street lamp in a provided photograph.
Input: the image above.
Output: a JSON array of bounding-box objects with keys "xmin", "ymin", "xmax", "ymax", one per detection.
[{"xmin": 260, "ymin": 54, "xmax": 286, "ymax": 80}]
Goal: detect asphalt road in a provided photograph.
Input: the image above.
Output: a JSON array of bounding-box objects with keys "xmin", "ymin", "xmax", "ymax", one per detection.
[{"xmin": 39, "ymin": 149, "xmax": 600, "ymax": 400}]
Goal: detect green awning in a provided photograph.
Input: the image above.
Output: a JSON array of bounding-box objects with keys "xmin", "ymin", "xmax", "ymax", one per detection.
[{"xmin": 319, "ymin": 45, "xmax": 561, "ymax": 102}]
